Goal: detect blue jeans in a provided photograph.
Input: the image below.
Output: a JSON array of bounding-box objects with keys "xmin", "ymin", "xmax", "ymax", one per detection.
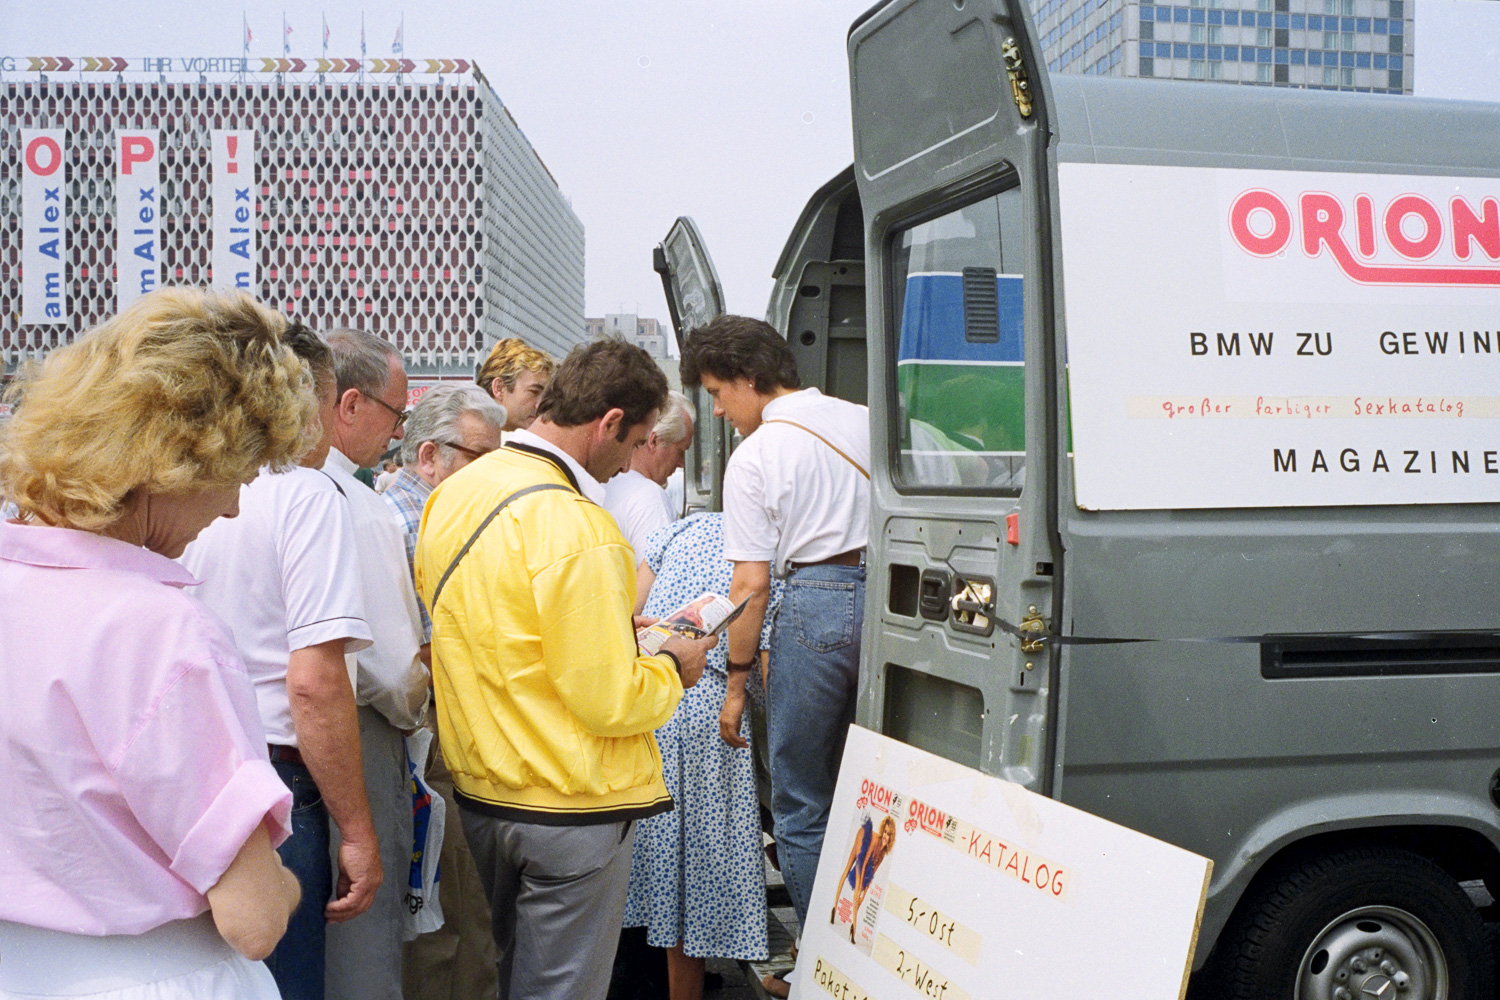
[
  {"xmin": 264, "ymin": 759, "xmax": 332, "ymax": 1000},
  {"xmin": 766, "ymin": 562, "xmax": 865, "ymax": 929}
]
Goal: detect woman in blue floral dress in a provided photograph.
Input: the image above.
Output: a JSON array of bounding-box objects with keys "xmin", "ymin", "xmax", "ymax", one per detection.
[{"xmin": 623, "ymin": 512, "xmax": 782, "ymax": 1000}]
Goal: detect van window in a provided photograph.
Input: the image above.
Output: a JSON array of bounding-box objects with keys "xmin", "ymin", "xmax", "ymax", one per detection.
[
  {"xmin": 891, "ymin": 190, "xmax": 1025, "ymax": 493},
  {"xmin": 691, "ymin": 385, "xmax": 716, "ymax": 493}
]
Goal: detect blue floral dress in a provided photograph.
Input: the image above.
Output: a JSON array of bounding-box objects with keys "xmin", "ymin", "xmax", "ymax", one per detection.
[{"xmin": 622, "ymin": 513, "xmax": 782, "ymax": 960}]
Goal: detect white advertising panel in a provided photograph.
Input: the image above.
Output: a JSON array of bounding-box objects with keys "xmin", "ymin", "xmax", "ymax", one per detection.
[
  {"xmin": 211, "ymin": 129, "xmax": 256, "ymax": 293},
  {"xmin": 794, "ymin": 727, "xmax": 1210, "ymax": 1000},
  {"xmin": 115, "ymin": 130, "xmax": 161, "ymax": 312},
  {"xmin": 1059, "ymin": 162, "xmax": 1500, "ymax": 510},
  {"xmin": 21, "ymin": 129, "xmax": 67, "ymax": 325}
]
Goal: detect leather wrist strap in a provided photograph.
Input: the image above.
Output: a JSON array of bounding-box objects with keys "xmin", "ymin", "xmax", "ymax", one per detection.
[
  {"xmin": 659, "ymin": 650, "xmax": 683, "ymax": 675},
  {"xmin": 726, "ymin": 658, "xmax": 757, "ymax": 673}
]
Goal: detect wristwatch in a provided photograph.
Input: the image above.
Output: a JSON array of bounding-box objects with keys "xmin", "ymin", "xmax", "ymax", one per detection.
[{"xmin": 726, "ymin": 658, "xmax": 757, "ymax": 673}]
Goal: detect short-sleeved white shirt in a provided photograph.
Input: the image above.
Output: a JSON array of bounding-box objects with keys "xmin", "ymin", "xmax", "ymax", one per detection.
[
  {"xmin": 179, "ymin": 465, "xmax": 372, "ymax": 746},
  {"xmin": 603, "ymin": 469, "xmax": 674, "ymax": 557},
  {"xmin": 722, "ymin": 387, "xmax": 870, "ymax": 576},
  {"xmin": 324, "ymin": 447, "xmax": 431, "ymax": 731}
]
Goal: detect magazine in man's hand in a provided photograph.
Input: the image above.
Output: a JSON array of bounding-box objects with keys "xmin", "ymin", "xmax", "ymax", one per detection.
[{"xmin": 637, "ymin": 592, "xmax": 755, "ymax": 655}]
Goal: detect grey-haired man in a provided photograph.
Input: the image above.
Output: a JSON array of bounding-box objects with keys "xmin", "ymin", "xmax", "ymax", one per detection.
[
  {"xmin": 602, "ymin": 390, "xmax": 695, "ymax": 554},
  {"xmin": 320, "ymin": 328, "xmax": 431, "ymax": 1000}
]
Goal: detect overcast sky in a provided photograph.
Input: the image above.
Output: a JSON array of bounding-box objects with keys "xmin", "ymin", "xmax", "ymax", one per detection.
[{"xmin": 3, "ymin": 0, "xmax": 1494, "ymax": 329}]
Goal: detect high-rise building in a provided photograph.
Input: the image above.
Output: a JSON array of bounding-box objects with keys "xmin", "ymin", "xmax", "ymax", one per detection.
[
  {"xmin": 585, "ymin": 313, "xmax": 673, "ymax": 360},
  {"xmin": 0, "ymin": 63, "xmax": 585, "ymax": 379},
  {"xmin": 1032, "ymin": 0, "xmax": 1413, "ymax": 93}
]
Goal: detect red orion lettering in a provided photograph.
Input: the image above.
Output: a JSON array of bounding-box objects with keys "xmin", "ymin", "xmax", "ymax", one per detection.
[
  {"xmin": 1228, "ymin": 188, "xmax": 1500, "ymax": 286},
  {"xmin": 859, "ymin": 779, "xmax": 893, "ymax": 812},
  {"xmin": 909, "ymin": 800, "xmax": 946, "ymax": 834}
]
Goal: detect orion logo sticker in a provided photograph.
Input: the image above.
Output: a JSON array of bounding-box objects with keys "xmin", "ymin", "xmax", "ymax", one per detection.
[{"xmin": 1229, "ymin": 187, "xmax": 1500, "ymax": 286}]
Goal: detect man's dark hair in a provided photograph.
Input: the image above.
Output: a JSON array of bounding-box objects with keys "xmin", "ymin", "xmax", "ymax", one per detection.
[
  {"xmin": 679, "ymin": 315, "xmax": 799, "ymax": 394},
  {"xmin": 537, "ymin": 338, "xmax": 668, "ymax": 437},
  {"xmin": 281, "ymin": 321, "xmax": 335, "ymax": 392}
]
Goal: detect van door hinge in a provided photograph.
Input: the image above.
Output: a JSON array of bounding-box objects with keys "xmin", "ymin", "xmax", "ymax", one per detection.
[
  {"xmin": 1001, "ymin": 38, "xmax": 1034, "ymax": 119},
  {"xmin": 1018, "ymin": 605, "xmax": 1047, "ymax": 653}
]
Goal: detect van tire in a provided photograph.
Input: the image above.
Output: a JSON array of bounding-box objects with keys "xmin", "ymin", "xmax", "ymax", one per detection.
[{"xmin": 1211, "ymin": 845, "xmax": 1493, "ymax": 1000}]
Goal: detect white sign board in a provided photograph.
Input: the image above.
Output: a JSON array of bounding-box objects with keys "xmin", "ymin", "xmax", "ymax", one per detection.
[
  {"xmin": 1060, "ymin": 162, "xmax": 1500, "ymax": 510},
  {"xmin": 21, "ymin": 129, "xmax": 67, "ymax": 325},
  {"xmin": 211, "ymin": 129, "xmax": 256, "ymax": 293},
  {"xmin": 793, "ymin": 727, "xmax": 1210, "ymax": 1000},
  {"xmin": 115, "ymin": 129, "xmax": 160, "ymax": 312}
]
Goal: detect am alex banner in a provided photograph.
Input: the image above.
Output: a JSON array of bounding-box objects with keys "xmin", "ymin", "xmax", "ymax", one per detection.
[
  {"xmin": 211, "ymin": 129, "xmax": 256, "ymax": 293},
  {"xmin": 115, "ymin": 130, "xmax": 160, "ymax": 313},
  {"xmin": 21, "ymin": 129, "xmax": 67, "ymax": 325}
]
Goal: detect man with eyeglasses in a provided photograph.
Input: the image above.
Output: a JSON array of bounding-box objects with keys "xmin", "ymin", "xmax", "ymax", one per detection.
[
  {"xmin": 382, "ymin": 384, "xmax": 507, "ymax": 1000},
  {"xmin": 321, "ymin": 328, "xmax": 432, "ymax": 1000}
]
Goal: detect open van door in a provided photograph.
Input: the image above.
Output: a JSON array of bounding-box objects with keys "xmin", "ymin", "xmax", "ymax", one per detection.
[
  {"xmin": 766, "ymin": 166, "xmax": 868, "ymax": 406},
  {"xmin": 848, "ymin": 0, "xmax": 1061, "ymax": 790},
  {"xmin": 654, "ymin": 217, "xmax": 728, "ymax": 515}
]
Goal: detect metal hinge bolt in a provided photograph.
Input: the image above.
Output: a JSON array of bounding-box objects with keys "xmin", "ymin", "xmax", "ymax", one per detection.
[{"xmin": 1001, "ymin": 38, "xmax": 1034, "ymax": 119}]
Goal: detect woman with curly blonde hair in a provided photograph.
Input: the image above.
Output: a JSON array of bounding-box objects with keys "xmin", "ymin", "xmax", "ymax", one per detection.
[{"xmin": 0, "ymin": 288, "xmax": 314, "ymax": 1000}]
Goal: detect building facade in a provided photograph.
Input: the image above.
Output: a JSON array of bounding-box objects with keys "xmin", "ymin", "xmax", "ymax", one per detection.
[
  {"xmin": 0, "ymin": 63, "xmax": 585, "ymax": 379},
  {"xmin": 585, "ymin": 312, "xmax": 673, "ymax": 359},
  {"xmin": 1032, "ymin": 0, "xmax": 1413, "ymax": 93}
]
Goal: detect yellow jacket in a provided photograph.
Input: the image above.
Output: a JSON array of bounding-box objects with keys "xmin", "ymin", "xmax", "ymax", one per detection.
[{"xmin": 414, "ymin": 443, "xmax": 683, "ymax": 823}]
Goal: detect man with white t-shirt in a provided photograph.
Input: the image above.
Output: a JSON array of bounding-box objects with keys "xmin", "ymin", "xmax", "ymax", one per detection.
[
  {"xmin": 680, "ymin": 315, "xmax": 870, "ymax": 998},
  {"xmin": 179, "ymin": 326, "xmax": 380, "ymax": 1000},
  {"xmin": 320, "ymin": 328, "xmax": 431, "ymax": 1000},
  {"xmin": 603, "ymin": 390, "xmax": 694, "ymax": 554}
]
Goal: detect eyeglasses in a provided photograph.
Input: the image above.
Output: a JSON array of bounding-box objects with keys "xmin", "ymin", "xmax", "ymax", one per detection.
[
  {"xmin": 359, "ymin": 389, "xmax": 410, "ymax": 430},
  {"xmin": 437, "ymin": 440, "xmax": 493, "ymax": 461}
]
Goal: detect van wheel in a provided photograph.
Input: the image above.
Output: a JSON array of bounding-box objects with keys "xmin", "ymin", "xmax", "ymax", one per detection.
[{"xmin": 1213, "ymin": 846, "xmax": 1493, "ymax": 1000}]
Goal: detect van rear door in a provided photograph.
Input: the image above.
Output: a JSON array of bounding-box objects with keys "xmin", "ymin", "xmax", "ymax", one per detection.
[
  {"xmin": 766, "ymin": 166, "xmax": 868, "ymax": 405},
  {"xmin": 654, "ymin": 217, "xmax": 728, "ymax": 514},
  {"xmin": 847, "ymin": 0, "xmax": 1061, "ymax": 789}
]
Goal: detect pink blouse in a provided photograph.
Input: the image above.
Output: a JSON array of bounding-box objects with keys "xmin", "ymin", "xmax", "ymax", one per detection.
[{"xmin": 0, "ymin": 521, "xmax": 292, "ymax": 935}]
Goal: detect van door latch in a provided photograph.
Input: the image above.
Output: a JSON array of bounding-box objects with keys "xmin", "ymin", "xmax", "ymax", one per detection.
[
  {"xmin": 1017, "ymin": 606, "xmax": 1048, "ymax": 653},
  {"xmin": 1001, "ymin": 39, "xmax": 1034, "ymax": 119},
  {"xmin": 949, "ymin": 575, "xmax": 996, "ymax": 637}
]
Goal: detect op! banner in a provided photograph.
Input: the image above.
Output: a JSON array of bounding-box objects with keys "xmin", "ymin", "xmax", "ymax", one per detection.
[
  {"xmin": 115, "ymin": 130, "xmax": 161, "ymax": 312},
  {"xmin": 211, "ymin": 129, "xmax": 256, "ymax": 293},
  {"xmin": 21, "ymin": 129, "xmax": 67, "ymax": 325}
]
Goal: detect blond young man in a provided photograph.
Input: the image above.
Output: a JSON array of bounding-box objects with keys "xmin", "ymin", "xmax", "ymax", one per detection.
[{"xmin": 476, "ymin": 337, "xmax": 555, "ymax": 431}]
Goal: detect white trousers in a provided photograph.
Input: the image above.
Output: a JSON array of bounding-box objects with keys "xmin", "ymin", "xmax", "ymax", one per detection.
[{"xmin": 0, "ymin": 914, "xmax": 280, "ymax": 999}]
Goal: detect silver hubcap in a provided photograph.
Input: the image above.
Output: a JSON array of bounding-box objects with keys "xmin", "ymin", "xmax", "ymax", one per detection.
[{"xmin": 1297, "ymin": 905, "xmax": 1448, "ymax": 1000}]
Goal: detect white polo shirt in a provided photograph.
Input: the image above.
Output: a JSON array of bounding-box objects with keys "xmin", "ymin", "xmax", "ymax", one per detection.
[
  {"xmin": 324, "ymin": 447, "xmax": 431, "ymax": 732},
  {"xmin": 179, "ymin": 465, "xmax": 372, "ymax": 746},
  {"xmin": 603, "ymin": 469, "xmax": 674, "ymax": 557},
  {"xmin": 722, "ymin": 387, "xmax": 870, "ymax": 576}
]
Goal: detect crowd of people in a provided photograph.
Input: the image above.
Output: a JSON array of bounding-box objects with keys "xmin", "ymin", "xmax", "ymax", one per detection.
[{"xmin": 0, "ymin": 290, "xmax": 870, "ymax": 1000}]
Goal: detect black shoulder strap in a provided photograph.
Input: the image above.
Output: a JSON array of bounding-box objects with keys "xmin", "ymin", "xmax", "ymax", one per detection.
[
  {"xmin": 430, "ymin": 483, "xmax": 571, "ymax": 612},
  {"xmin": 315, "ymin": 469, "xmax": 347, "ymax": 497}
]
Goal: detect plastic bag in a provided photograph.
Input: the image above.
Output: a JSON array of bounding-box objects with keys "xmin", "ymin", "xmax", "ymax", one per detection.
[{"xmin": 403, "ymin": 727, "xmax": 446, "ymax": 939}]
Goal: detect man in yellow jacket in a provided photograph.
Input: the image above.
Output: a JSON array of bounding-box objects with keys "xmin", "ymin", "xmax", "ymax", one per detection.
[{"xmin": 415, "ymin": 339, "xmax": 714, "ymax": 1000}]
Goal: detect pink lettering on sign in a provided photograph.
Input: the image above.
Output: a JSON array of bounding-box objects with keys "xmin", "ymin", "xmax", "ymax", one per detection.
[
  {"xmin": 119, "ymin": 135, "xmax": 155, "ymax": 175},
  {"xmin": 1227, "ymin": 187, "xmax": 1500, "ymax": 287},
  {"xmin": 25, "ymin": 135, "xmax": 62, "ymax": 176}
]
